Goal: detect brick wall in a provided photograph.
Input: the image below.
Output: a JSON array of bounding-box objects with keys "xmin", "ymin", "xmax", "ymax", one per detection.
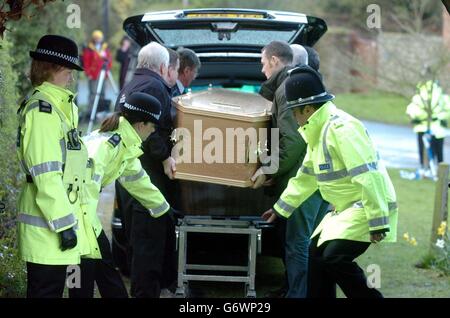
[
  {"xmin": 377, "ymin": 32, "xmax": 449, "ymax": 97},
  {"xmin": 316, "ymin": 15, "xmax": 450, "ymax": 97}
]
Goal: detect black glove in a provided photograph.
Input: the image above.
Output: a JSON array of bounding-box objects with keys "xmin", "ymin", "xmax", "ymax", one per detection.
[
  {"xmin": 411, "ymin": 119, "xmax": 422, "ymax": 125},
  {"xmin": 168, "ymin": 208, "xmax": 185, "ymax": 224},
  {"xmin": 441, "ymin": 120, "xmax": 448, "ymax": 128},
  {"xmin": 60, "ymin": 227, "xmax": 77, "ymax": 251}
]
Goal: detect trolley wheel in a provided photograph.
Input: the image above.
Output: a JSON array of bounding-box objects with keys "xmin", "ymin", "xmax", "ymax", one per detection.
[
  {"xmin": 175, "ymin": 282, "xmax": 189, "ymax": 298},
  {"xmin": 245, "ymin": 285, "xmax": 257, "ymax": 298}
]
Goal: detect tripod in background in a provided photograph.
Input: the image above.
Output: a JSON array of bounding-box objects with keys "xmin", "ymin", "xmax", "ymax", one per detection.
[{"xmin": 87, "ymin": 59, "xmax": 119, "ymax": 134}]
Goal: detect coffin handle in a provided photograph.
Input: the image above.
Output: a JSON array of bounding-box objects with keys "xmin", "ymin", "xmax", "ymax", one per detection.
[
  {"xmin": 170, "ymin": 128, "xmax": 178, "ymax": 143},
  {"xmin": 256, "ymin": 140, "xmax": 268, "ymax": 156},
  {"xmin": 245, "ymin": 139, "xmax": 250, "ymax": 164}
]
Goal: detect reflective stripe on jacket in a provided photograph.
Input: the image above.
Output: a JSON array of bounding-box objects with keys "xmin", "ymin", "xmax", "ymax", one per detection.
[
  {"xmin": 16, "ymin": 82, "xmax": 99, "ymax": 264},
  {"xmin": 406, "ymin": 81, "xmax": 450, "ymax": 137},
  {"xmin": 82, "ymin": 116, "xmax": 170, "ymax": 237},
  {"xmin": 273, "ymin": 102, "xmax": 398, "ymax": 246}
]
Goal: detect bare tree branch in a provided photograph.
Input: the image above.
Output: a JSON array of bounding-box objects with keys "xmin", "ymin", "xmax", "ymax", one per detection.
[{"xmin": 0, "ymin": 0, "xmax": 57, "ymax": 38}]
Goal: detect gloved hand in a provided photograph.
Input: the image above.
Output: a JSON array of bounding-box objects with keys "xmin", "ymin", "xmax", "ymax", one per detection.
[
  {"xmin": 168, "ymin": 208, "xmax": 185, "ymax": 225},
  {"xmin": 60, "ymin": 227, "xmax": 77, "ymax": 251}
]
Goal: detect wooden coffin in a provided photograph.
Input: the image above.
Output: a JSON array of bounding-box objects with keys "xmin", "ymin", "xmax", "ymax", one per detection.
[{"xmin": 172, "ymin": 88, "xmax": 272, "ymax": 188}]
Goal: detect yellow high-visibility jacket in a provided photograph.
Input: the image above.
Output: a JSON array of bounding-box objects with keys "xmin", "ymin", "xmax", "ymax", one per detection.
[
  {"xmin": 16, "ymin": 82, "xmax": 97, "ymax": 264},
  {"xmin": 406, "ymin": 80, "xmax": 450, "ymax": 138},
  {"xmin": 82, "ymin": 116, "xmax": 170, "ymax": 238},
  {"xmin": 274, "ymin": 102, "xmax": 398, "ymax": 246}
]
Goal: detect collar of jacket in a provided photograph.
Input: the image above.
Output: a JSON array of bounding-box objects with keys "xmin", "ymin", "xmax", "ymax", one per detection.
[
  {"xmin": 176, "ymin": 79, "xmax": 185, "ymax": 94},
  {"xmin": 36, "ymin": 81, "xmax": 76, "ymax": 120},
  {"xmin": 134, "ymin": 68, "xmax": 171, "ymax": 90},
  {"xmin": 259, "ymin": 65, "xmax": 290, "ymax": 102},
  {"xmin": 88, "ymin": 41, "xmax": 108, "ymax": 52},
  {"xmin": 117, "ymin": 116, "xmax": 144, "ymax": 159},
  {"xmin": 298, "ymin": 101, "xmax": 336, "ymax": 145}
]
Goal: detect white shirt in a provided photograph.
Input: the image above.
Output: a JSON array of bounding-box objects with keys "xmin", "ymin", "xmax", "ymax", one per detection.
[{"xmin": 176, "ymin": 80, "xmax": 185, "ymax": 95}]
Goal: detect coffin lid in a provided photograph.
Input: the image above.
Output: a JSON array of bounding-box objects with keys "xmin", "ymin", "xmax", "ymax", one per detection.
[{"xmin": 173, "ymin": 88, "xmax": 271, "ymax": 122}]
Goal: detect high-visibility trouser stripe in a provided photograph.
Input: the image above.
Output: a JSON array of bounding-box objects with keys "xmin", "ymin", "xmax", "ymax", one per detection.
[
  {"xmin": 92, "ymin": 174, "xmax": 102, "ymax": 183},
  {"xmin": 120, "ymin": 169, "xmax": 145, "ymax": 183},
  {"xmin": 300, "ymin": 165, "xmax": 315, "ymax": 176},
  {"xmin": 29, "ymin": 161, "xmax": 63, "ymax": 178},
  {"xmin": 149, "ymin": 201, "xmax": 169, "ymax": 217},
  {"xmin": 275, "ymin": 198, "xmax": 296, "ymax": 214},
  {"xmin": 315, "ymin": 161, "xmax": 379, "ymax": 182},
  {"xmin": 17, "ymin": 212, "xmax": 76, "ymax": 231}
]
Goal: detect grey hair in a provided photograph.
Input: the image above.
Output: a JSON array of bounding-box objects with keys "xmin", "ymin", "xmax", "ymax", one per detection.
[
  {"xmin": 290, "ymin": 44, "xmax": 308, "ymax": 66},
  {"xmin": 137, "ymin": 42, "xmax": 169, "ymax": 72}
]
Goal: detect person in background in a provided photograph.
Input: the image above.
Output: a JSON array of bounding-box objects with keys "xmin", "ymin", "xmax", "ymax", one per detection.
[
  {"xmin": 114, "ymin": 42, "xmax": 181, "ymax": 298},
  {"xmin": 406, "ymin": 79, "xmax": 450, "ymax": 176},
  {"xmin": 251, "ymin": 41, "xmax": 328, "ymax": 298},
  {"xmin": 82, "ymin": 30, "xmax": 112, "ymax": 113},
  {"xmin": 116, "ymin": 36, "xmax": 133, "ymax": 90},
  {"xmin": 165, "ymin": 48, "xmax": 180, "ymax": 88},
  {"xmin": 73, "ymin": 93, "xmax": 174, "ymax": 298},
  {"xmin": 16, "ymin": 34, "xmax": 96, "ymax": 298},
  {"xmin": 172, "ymin": 47, "xmax": 201, "ymax": 97},
  {"xmin": 290, "ymin": 44, "xmax": 309, "ymax": 67},
  {"xmin": 303, "ymin": 46, "xmax": 320, "ymax": 72},
  {"xmin": 264, "ymin": 66, "xmax": 398, "ymax": 298},
  {"xmin": 159, "ymin": 46, "xmax": 180, "ymax": 296}
]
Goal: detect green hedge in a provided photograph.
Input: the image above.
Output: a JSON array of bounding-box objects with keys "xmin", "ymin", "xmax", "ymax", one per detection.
[{"xmin": 0, "ymin": 36, "xmax": 26, "ymax": 297}]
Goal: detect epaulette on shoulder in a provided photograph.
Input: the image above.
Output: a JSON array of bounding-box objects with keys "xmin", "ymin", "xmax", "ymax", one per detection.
[
  {"xmin": 38, "ymin": 100, "xmax": 52, "ymax": 114},
  {"xmin": 107, "ymin": 133, "xmax": 122, "ymax": 148},
  {"xmin": 331, "ymin": 116, "xmax": 346, "ymax": 129}
]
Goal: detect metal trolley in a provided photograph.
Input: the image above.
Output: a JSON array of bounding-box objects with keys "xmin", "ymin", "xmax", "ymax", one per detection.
[{"xmin": 175, "ymin": 216, "xmax": 266, "ymax": 298}]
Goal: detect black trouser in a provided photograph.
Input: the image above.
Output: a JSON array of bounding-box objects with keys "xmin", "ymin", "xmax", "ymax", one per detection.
[
  {"xmin": 68, "ymin": 230, "xmax": 128, "ymax": 298},
  {"xmin": 417, "ymin": 132, "xmax": 444, "ymax": 166},
  {"xmin": 26, "ymin": 262, "xmax": 68, "ymax": 298},
  {"xmin": 130, "ymin": 210, "xmax": 175, "ymax": 298},
  {"xmin": 274, "ymin": 217, "xmax": 289, "ymax": 292},
  {"xmin": 121, "ymin": 160, "xmax": 178, "ymax": 298},
  {"xmin": 307, "ymin": 236, "xmax": 383, "ymax": 298}
]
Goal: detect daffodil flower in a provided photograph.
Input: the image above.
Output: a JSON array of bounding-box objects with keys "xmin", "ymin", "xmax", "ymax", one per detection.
[
  {"xmin": 437, "ymin": 221, "xmax": 447, "ymax": 236},
  {"xmin": 403, "ymin": 233, "xmax": 410, "ymax": 241},
  {"xmin": 410, "ymin": 238, "xmax": 418, "ymax": 246}
]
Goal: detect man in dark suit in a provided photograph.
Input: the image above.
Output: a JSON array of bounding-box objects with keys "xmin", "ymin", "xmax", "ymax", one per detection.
[{"xmin": 172, "ymin": 48, "xmax": 201, "ymax": 97}]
